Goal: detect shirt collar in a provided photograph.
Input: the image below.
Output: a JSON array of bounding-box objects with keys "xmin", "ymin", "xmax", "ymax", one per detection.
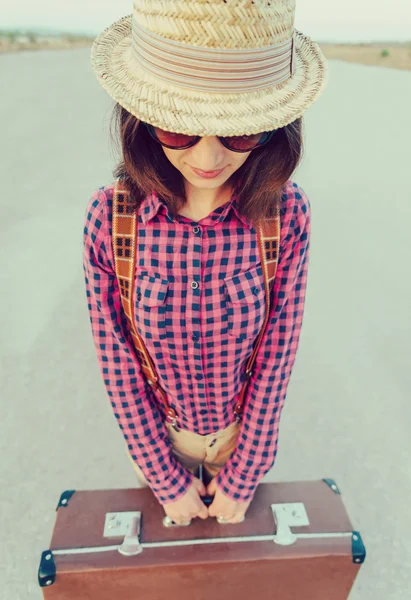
[{"xmin": 140, "ymin": 187, "xmax": 253, "ymax": 230}]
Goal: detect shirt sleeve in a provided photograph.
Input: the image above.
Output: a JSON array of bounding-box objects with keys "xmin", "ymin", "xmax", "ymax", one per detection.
[
  {"xmin": 82, "ymin": 186, "xmax": 195, "ymax": 505},
  {"xmin": 215, "ymin": 182, "xmax": 311, "ymax": 502}
]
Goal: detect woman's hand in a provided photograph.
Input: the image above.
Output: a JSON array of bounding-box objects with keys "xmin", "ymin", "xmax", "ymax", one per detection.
[
  {"xmin": 162, "ymin": 476, "xmax": 209, "ymax": 525},
  {"xmin": 206, "ymin": 477, "xmax": 253, "ymax": 523}
]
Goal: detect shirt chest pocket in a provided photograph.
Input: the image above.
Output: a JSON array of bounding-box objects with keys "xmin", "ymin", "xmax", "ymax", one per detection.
[
  {"xmin": 134, "ymin": 273, "xmax": 169, "ymax": 341},
  {"xmin": 223, "ymin": 264, "xmax": 266, "ymax": 341}
]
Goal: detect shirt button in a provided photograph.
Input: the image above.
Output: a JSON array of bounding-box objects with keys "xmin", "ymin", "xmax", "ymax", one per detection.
[
  {"xmin": 195, "ymin": 373, "xmax": 203, "ymax": 380},
  {"xmin": 192, "ymin": 332, "xmax": 200, "ymax": 341},
  {"xmin": 193, "ymin": 226, "xmax": 201, "ymax": 235},
  {"xmin": 191, "ymin": 281, "xmax": 199, "ymax": 289},
  {"xmin": 199, "ymin": 409, "xmax": 208, "ymax": 415}
]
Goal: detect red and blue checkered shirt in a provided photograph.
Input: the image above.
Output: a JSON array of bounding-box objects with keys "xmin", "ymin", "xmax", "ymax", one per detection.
[{"xmin": 83, "ymin": 179, "xmax": 311, "ymax": 505}]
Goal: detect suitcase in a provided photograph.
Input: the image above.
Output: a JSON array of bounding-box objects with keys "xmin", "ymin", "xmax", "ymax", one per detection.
[{"xmin": 38, "ymin": 477, "xmax": 366, "ymax": 600}]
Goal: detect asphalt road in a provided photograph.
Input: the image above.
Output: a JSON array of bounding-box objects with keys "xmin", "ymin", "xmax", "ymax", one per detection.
[{"xmin": 1, "ymin": 47, "xmax": 410, "ymax": 598}]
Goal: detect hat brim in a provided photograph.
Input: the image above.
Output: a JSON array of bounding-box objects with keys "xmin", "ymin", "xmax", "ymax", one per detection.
[{"xmin": 91, "ymin": 15, "xmax": 328, "ymax": 136}]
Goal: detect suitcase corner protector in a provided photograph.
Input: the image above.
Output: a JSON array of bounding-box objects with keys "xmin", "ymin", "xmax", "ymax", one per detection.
[
  {"xmin": 352, "ymin": 530, "xmax": 366, "ymax": 564},
  {"xmin": 322, "ymin": 478, "xmax": 341, "ymax": 495},
  {"xmin": 56, "ymin": 489, "xmax": 76, "ymax": 510},
  {"xmin": 38, "ymin": 549, "xmax": 56, "ymax": 588}
]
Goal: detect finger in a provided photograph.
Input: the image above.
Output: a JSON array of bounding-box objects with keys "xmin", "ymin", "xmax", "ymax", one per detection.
[
  {"xmin": 219, "ymin": 514, "xmax": 235, "ymax": 522},
  {"xmin": 216, "ymin": 513, "xmax": 245, "ymax": 523},
  {"xmin": 197, "ymin": 507, "xmax": 209, "ymax": 519},
  {"xmin": 194, "ymin": 478, "xmax": 207, "ymax": 496},
  {"xmin": 229, "ymin": 513, "xmax": 245, "ymax": 524},
  {"xmin": 169, "ymin": 515, "xmax": 191, "ymax": 525},
  {"xmin": 207, "ymin": 480, "xmax": 217, "ymax": 495}
]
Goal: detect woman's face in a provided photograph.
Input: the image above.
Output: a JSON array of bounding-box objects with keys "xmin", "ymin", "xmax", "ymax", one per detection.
[{"xmin": 162, "ymin": 136, "xmax": 251, "ymax": 191}]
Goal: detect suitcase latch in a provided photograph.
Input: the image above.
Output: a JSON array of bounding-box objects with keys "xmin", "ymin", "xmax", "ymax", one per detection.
[
  {"xmin": 271, "ymin": 502, "xmax": 310, "ymax": 546},
  {"xmin": 104, "ymin": 512, "xmax": 142, "ymax": 556}
]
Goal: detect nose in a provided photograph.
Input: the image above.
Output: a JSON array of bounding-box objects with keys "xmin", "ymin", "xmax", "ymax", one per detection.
[{"xmin": 190, "ymin": 136, "xmax": 226, "ymax": 170}]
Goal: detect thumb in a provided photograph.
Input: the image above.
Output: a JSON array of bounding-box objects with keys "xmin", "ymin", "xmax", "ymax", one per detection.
[
  {"xmin": 206, "ymin": 477, "xmax": 218, "ymax": 495},
  {"xmin": 193, "ymin": 476, "xmax": 207, "ymax": 496}
]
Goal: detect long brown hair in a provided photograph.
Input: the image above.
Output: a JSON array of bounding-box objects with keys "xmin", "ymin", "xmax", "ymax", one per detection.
[{"xmin": 110, "ymin": 102, "xmax": 304, "ymax": 225}]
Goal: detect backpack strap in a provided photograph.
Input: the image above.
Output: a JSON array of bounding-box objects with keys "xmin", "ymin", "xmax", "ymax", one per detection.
[
  {"xmin": 112, "ymin": 179, "xmax": 178, "ymax": 428},
  {"xmin": 233, "ymin": 206, "xmax": 280, "ymax": 422},
  {"xmin": 112, "ymin": 178, "xmax": 280, "ymax": 430}
]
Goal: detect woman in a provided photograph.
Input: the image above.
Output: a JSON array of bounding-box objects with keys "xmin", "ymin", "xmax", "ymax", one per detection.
[{"xmin": 83, "ymin": 0, "xmax": 328, "ymax": 527}]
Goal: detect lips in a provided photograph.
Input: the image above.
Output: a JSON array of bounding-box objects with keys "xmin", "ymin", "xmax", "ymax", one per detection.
[
  {"xmin": 195, "ymin": 168, "xmax": 223, "ymax": 174},
  {"xmin": 190, "ymin": 166, "xmax": 226, "ymax": 178}
]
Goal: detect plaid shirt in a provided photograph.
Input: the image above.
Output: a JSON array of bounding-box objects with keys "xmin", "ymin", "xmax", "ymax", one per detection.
[{"xmin": 83, "ymin": 179, "xmax": 311, "ymax": 505}]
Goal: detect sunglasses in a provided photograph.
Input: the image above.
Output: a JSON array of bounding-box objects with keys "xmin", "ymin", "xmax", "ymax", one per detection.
[{"xmin": 143, "ymin": 122, "xmax": 276, "ymax": 153}]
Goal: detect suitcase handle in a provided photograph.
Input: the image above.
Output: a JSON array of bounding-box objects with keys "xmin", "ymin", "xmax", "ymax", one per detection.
[
  {"xmin": 163, "ymin": 493, "xmax": 245, "ymax": 527},
  {"xmin": 162, "ymin": 465, "xmax": 245, "ymax": 527},
  {"xmin": 201, "ymin": 493, "xmax": 214, "ymax": 507}
]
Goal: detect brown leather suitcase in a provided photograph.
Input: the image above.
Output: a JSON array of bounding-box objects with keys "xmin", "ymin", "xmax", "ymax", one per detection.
[{"xmin": 38, "ymin": 477, "xmax": 366, "ymax": 600}]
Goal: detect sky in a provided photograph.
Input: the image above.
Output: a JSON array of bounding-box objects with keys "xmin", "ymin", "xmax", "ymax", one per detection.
[{"xmin": 2, "ymin": 0, "xmax": 411, "ymax": 43}]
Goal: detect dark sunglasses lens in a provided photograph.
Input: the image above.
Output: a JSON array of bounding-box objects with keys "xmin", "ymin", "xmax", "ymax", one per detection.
[
  {"xmin": 152, "ymin": 126, "xmax": 196, "ymax": 148},
  {"xmin": 224, "ymin": 132, "xmax": 272, "ymax": 151}
]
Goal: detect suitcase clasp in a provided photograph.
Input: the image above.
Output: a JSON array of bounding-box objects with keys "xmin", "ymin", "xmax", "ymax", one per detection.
[
  {"xmin": 104, "ymin": 512, "xmax": 143, "ymax": 556},
  {"xmin": 271, "ymin": 502, "xmax": 310, "ymax": 546}
]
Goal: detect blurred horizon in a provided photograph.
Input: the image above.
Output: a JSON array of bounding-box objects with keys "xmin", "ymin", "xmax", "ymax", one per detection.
[
  {"xmin": 1, "ymin": 24, "xmax": 410, "ymax": 46},
  {"xmin": 2, "ymin": 0, "xmax": 411, "ymax": 45}
]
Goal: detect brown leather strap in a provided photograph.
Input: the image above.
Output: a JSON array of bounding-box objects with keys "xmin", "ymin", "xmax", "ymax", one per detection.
[
  {"xmin": 233, "ymin": 204, "xmax": 280, "ymax": 421},
  {"xmin": 112, "ymin": 178, "xmax": 280, "ymax": 430},
  {"xmin": 112, "ymin": 180, "xmax": 178, "ymax": 429}
]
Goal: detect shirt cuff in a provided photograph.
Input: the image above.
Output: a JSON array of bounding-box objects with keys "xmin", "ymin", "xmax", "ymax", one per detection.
[
  {"xmin": 214, "ymin": 461, "xmax": 261, "ymax": 503},
  {"xmin": 138, "ymin": 457, "xmax": 196, "ymax": 505}
]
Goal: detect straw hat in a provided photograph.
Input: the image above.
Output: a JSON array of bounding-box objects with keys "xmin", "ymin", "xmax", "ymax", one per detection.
[{"xmin": 91, "ymin": 0, "xmax": 328, "ymax": 137}]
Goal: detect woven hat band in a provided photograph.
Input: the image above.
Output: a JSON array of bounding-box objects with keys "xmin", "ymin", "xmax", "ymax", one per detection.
[{"xmin": 131, "ymin": 20, "xmax": 297, "ymax": 93}]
